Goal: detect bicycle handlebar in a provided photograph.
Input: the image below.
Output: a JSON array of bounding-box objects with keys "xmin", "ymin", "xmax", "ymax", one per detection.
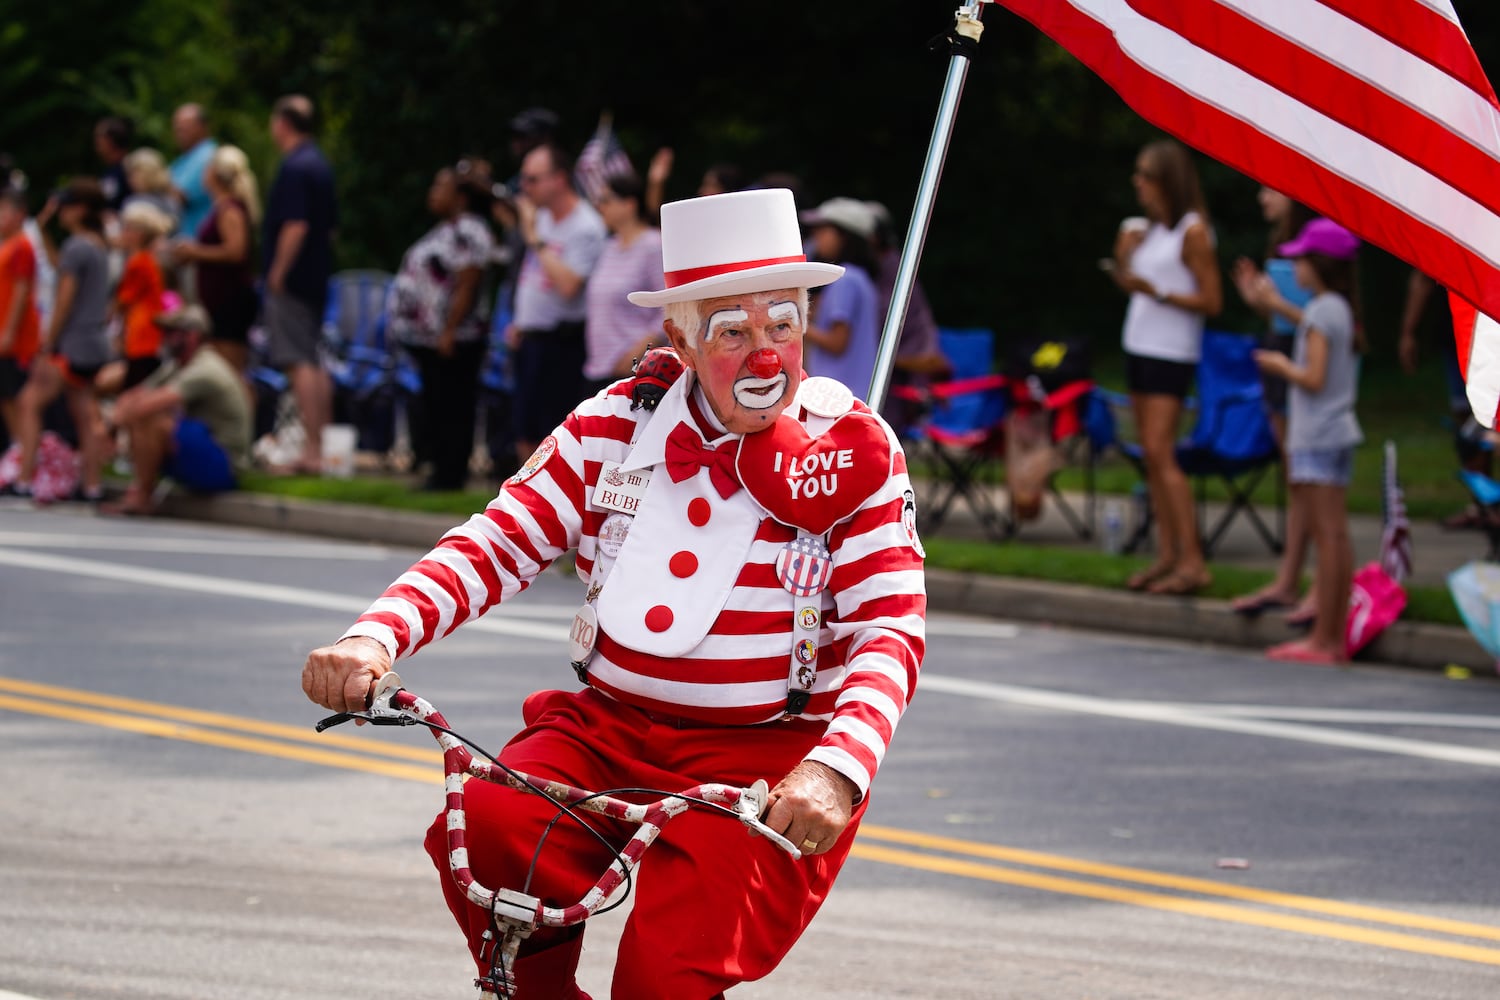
[{"xmin": 317, "ymin": 672, "xmax": 803, "ymax": 935}]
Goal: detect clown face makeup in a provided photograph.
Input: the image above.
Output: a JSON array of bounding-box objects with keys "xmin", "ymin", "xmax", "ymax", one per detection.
[{"xmin": 665, "ymin": 289, "xmax": 806, "ymax": 435}]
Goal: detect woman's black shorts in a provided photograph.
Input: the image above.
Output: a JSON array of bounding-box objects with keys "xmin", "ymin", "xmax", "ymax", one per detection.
[{"xmin": 1124, "ymin": 352, "xmax": 1196, "ymax": 399}]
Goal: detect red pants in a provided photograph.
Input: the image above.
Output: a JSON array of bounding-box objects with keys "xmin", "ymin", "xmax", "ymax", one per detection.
[{"xmin": 422, "ymin": 687, "xmax": 866, "ymax": 999}]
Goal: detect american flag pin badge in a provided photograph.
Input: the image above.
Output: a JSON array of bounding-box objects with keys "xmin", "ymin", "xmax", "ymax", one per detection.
[{"xmin": 776, "ymin": 537, "xmax": 832, "ymax": 598}]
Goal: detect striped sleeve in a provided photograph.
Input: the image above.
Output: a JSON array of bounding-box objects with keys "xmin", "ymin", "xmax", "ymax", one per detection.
[
  {"xmin": 801, "ymin": 427, "xmax": 925, "ymax": 798},
  {"xmin": 340, "ymin": 393, "xmax": 633, "ymax": 659}
]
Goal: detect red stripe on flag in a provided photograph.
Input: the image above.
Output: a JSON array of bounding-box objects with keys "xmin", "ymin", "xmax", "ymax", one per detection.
[
  {"xmin": 1313, "ymin": 0, "xmax": 1497, "ymax": 103},
  {"xmin": 1450, "ymin": 292, "xmax": 1476, "ymax": 382},
  {"xmin": 997, "ymin": 0, "xmax": 1500, "ymax": 333},
  {"xmin": 1128, "ymin": 0, "xmax": 1500, "ymax": 218}
]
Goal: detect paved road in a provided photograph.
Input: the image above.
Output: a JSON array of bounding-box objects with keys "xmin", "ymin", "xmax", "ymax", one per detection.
[{"xmin": 1, "ymin": 502, "xmax": 1498, "ymax": 999}]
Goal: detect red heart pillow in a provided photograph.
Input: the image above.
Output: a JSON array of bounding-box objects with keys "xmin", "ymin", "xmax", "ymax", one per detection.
[{"xmin": 736, "ymin": 408, "xmax": 892, "ymax": 535}]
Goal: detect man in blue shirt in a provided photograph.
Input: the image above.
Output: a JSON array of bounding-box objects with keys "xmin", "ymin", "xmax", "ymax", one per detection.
[
  {"xmin": 168, "ymin": 104, "xmax": 219, "ymax": 239},
  {"xmin": 263, "ymin": 94, "xmax": 338, "ymax": 474}
]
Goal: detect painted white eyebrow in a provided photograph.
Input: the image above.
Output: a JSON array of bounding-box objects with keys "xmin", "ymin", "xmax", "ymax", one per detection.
[
  {"xmin": 767, "ymin": 301, "xmax": 801, "ymax": 325},
  {"xmin": 705, "ymin": 308, "xmax": 750, "ymax": 342}
]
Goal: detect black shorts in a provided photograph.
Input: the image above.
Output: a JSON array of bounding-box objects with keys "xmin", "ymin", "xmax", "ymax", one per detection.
[
  {"xmin": 123, "ymin": 356, "xmax": 163, "ymax": 390},
  {"xmin": 208, "ymin": 286, "xmax": 259, "ymax": 345},
  {"xmin": 512, "ymin": 322, "xmax": 587, "ymax": 444},
  {"xmin": 0, "ymin": 357, "xmax": 26, "ymax": 399},
  {"xmin": 1124, "ymin": 352, "xmax": 1195, "ymax": 399}
]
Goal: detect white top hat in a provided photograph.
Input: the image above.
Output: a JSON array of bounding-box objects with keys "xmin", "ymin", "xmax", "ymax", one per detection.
[{"xmin": 627, "ymin": 189, "xmax": 844, "ymax": 308}]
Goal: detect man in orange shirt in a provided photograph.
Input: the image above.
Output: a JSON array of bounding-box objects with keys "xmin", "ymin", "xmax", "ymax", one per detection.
[{"xmin": 0, "ymin": 187, "xmax": 40, "ymax": 444}]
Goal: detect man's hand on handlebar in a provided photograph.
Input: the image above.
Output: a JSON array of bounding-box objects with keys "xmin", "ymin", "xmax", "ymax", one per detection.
[
  {"xmin": 302, "ymin": 636, "xmax": 392, "ymax": 713},
  {"xmin": 763, "ymin": 760, "xmax": 858, "ymax": 858}
]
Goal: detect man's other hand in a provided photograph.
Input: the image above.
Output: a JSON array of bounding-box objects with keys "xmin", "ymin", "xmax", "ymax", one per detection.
[{"xmin": 763, "ymin": 760, "xmax": 858, "ymax": 858}]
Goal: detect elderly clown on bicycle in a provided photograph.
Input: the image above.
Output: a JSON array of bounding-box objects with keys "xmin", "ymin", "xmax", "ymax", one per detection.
[{"xmin": 302, "ymin": 187, "xmax": 926, "ymax": 998}]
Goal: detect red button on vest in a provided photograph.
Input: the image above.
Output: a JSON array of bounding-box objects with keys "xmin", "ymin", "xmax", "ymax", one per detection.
[
  {"xmin": 687, "ymin": 498, "xmax": 711, "ymax": 527},
  {"xmin": 669, "ymin": 551, "xmax": 698, "ymax": 578},
  {"xmin": 645, "ymin": 605, "xmax": 674, "ymax": 632}
]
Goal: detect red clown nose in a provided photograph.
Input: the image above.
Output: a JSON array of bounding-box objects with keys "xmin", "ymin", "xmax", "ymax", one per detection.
[{"xmin": 745, "ymin": 349, "xmax": 783, "ymax": 379}]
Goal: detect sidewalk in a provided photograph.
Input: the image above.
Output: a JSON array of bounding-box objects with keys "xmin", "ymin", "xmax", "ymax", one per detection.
[
  {"xmin": 930, "ymin": 483, "xmax": 1473, "ymax": 590},
  {"xmin": 154, "ymin": 478, "xmax": 1494, "ymax": 675}
]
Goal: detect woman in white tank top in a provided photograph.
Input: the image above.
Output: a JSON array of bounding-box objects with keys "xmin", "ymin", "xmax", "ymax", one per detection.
[{"xmin": 1110, "ymin": 140, "xmax": 1222, "ymax": 596}]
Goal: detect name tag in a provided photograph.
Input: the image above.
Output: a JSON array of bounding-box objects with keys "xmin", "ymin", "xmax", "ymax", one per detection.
[{"xmin": 593, "ymin": 465, "xmax": 652, "ymax": 515}]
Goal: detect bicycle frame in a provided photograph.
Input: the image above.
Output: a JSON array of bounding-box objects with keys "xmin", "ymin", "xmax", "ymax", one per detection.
[{"xmin": 316, "ymin": 671, "xmax": 801, "ymax": 995}]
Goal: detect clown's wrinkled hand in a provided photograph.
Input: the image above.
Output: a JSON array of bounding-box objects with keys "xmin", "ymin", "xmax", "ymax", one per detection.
[
  {"xmin": 763, "ymin": 761, "xmax": 858, "ymax": 858},
  {"xmin": 302, "ymin": 636, "xmax": 391, "ymax": 714}
]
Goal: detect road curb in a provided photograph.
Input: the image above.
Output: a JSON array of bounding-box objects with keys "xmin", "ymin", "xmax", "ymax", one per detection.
[{"xmin": 157, "ymin": 492, "xmax": 1491, "ymax": 674}]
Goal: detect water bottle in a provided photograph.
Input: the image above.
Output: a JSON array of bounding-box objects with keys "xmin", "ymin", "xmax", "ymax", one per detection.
[{"xmin": 1102, "ymin": 498, "xmax": 1125, "ymax": 554}]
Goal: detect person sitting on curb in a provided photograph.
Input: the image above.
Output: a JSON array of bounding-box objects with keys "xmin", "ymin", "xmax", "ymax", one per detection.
[{"xmin": 105, "ymin": 304, "xmax": 251, "ymax": 514}]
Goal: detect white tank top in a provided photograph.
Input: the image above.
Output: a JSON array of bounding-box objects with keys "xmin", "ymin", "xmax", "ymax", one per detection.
[{"xmin": 1122, "ymin": 211, "xmax": 1207, "ymax": 364}]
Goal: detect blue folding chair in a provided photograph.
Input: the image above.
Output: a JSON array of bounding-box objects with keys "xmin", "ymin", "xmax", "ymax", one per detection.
[
  {"xmin": 1177, "ymin": 330, "xmax": 1284, "ymax": 556},
  {"xmin": 893, "ymin": 327, "xmax": 1011, "ymax": 540},
  {"xmin": 321, "ymin": 270, "xmax": 417, "ymax": 454},
  {"xmin": 1459, "ymin": 469, "xmax": 1500, "ymax": 559},
  {"xmin": 1093, "ymin": 332, "xmax": 1282, "ymax": 556}
]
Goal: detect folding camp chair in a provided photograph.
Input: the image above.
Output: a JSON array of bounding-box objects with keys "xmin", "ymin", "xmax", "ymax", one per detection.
[
  {"xmin": 1177, "ymin": 330, "xmax": 1284, "ymax": 556},
  {"xmin": 1093, "ymin": 333, "xmax": 1283, "ymax": 557},
  {"xmin": 893, "ymin": 327, "xmax": 1011, "ymax": 540},
  {"xmin": 480, "ymin": 304, "xmax": 518, "ymax": 480},
  {"xmin": 1006, "ymin": 375, "xmax": 1097, "ymax": 539},
  {"xmin": 1459, "ymin": 469, "xmax": 1500, "ymax": 560},
  {"xmin": 322, "ymin": 270, "xmax": 418, "ymax": 456}
]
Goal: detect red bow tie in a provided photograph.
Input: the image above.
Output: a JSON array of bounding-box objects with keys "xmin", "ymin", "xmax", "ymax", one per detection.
[{"xmin": 664, "ymin": 421, "xmax": 740, "ymax": 499}]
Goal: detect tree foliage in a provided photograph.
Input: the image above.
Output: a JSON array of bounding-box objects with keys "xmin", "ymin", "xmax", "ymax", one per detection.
[{"xmin": 7, "ymin": 0, "xmax": 1500, "ymax": 356}]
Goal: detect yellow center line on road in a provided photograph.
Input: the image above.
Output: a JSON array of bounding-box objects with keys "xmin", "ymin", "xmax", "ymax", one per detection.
[
  {"xmin": 0, "ymin": 694, "xmax": 437, "ymax": 785},
  {"xmin": 5, "ymin": 676, "xmax": 1500, "ymax": 965},
  {"xmin": 856, "ymin": 824, "xmax": 1500, "ymax": 944},
  {"xmin": 0, "ymin": 675, "xmax": 441, "ymax": 763},
  {"xmin": 849, "ymin": 844, "xmax": 1500, "ymax": 967}
]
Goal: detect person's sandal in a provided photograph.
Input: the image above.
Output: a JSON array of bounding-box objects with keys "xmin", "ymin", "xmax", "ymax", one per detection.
[
  {"xmin": 1147, "ymin": 570, "xmax": 1212, "ymax": 596},
  {"xmin": 1127, "ymin": 563, "xmax": 1174, "ymax": 591}
]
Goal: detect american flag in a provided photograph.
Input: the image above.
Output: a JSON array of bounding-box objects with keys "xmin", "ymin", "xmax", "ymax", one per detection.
[
  {"xmin": 1381, "ymin": 441, "xmax": 1413, "ymax": 585},
  {"xmin": 991, "ymin": 0, "xmax": 1500, "ymax": 429},
  {"xmin": 574, "ymin": 113, "xmax": 635, "ymax": 204}
]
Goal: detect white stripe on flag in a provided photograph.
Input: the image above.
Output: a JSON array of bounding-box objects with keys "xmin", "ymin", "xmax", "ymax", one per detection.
[
  {"xmin": 1220, "ymin": 0, "xmax": 1500, "ymax": 154},
  {"xmin": 1092, "ymin": 0, "xmax": 1500, "ymax": 268},
  {"xmin": 1469, "ymin": 312, "xmax": 1500, "ymax": 426}
]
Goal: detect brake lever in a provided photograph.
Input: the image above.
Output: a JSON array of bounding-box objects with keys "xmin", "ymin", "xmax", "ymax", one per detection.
[
  {"xmin": 314, "ymin": 672, "xmax": 411, "ymax": 732},
  {"xmin": 315, "ymin": 711, "xmax": 421, "ymax": 732},
  {"xmin": 733, "ymin": 779, "xmax": 803, "ymax": 860}
]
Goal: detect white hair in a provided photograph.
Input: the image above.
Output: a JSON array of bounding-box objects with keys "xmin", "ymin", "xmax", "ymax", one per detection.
[{"xmin": 665, "ymin": 288, "xmax": 810, "ymax": 348}]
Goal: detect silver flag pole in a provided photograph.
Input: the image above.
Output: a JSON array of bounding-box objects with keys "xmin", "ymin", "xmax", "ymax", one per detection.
[{"xmin": 867, "ymin": 1, "xmax": 986, "ymax": 411}]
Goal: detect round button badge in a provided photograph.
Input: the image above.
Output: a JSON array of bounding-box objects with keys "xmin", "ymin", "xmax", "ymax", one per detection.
[
  {"xmin": 598, "ymin": 513, "xmax": 633, "ymax": 559},
  {"xmin": 796, "ymin": 376, "xmax": 854, "ymax": 418}
]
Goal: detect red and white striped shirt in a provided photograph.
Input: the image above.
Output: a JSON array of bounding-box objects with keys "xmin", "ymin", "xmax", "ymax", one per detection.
[{"xmin": 342, "ymin": 375, "xmax": 926, "ymax": 796}]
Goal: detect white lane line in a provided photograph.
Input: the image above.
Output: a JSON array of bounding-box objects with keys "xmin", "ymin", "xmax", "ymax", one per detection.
[
  {"xmin": 1173, "ymin": 706, "xmax": 1500, "ymax": 730},
  {"xmin": 0, "ymin": 547, "xmax": 566, "ymax": 642},
  {"xmin": 920, "ymin": 675, "xmax": 1500, "ymax": 770},
  {"xmin": 0, "ymin": 991, "xmax": 47, "ymax": 1000},
  {"xmin": 6, "ymin": 547, "xmax": 1497, "ymax": 768},
  {"xmin": 0, "ymin": 531, "xmax": 393, "ymax": 560}
]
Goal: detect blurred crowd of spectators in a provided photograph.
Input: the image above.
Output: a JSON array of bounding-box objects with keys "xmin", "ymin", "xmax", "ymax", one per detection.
[{"xmin": 0, "ymin": 100, "xmax": 949, "ymax": 506}]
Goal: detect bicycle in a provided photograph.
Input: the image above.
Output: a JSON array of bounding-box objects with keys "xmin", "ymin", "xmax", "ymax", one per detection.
[{"xmin": 316, "ymin": 672, "xmax": 802, "ymax": 997}]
